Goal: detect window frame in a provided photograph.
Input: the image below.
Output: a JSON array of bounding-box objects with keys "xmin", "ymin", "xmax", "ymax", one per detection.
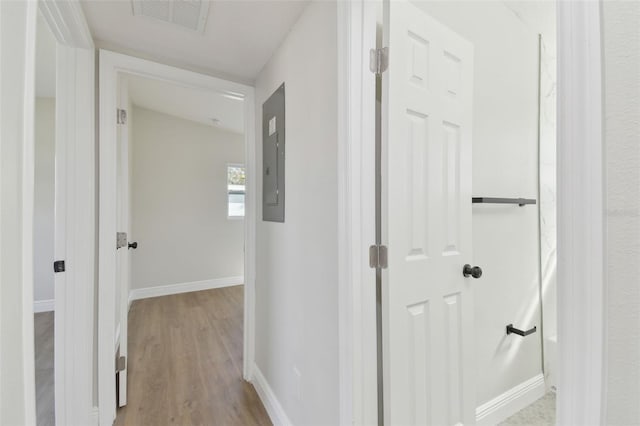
[{"xmin": 226, "ymin": 163, "xmax": 246, "ymax": 220}]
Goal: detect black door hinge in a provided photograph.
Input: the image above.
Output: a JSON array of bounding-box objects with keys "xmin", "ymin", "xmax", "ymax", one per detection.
[{"xmin": 53, "ymin": 260, "xmax": 66, "ymax": 273}]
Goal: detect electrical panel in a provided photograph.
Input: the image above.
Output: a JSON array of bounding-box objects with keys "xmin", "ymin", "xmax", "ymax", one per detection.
[{"xmin": 262, "ymin": 83, "xmax": 285, "ymax": 222}]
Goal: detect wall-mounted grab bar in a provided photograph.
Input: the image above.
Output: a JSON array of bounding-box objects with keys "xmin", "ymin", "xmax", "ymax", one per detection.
[
  {"xmin": 472, "ymin": 197, "xmax": 536, "ymax": 206},
  {"xmin": 506, "ymin": 324, "xmax": 537, "ymax": 337}
]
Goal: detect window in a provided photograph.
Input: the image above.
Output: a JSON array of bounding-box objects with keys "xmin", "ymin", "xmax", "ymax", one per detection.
[{"xmin": 227, "ymin": 165, "xmax": 246, "ymax": 218}]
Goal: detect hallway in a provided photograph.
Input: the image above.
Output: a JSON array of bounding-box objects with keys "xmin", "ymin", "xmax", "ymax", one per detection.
[{"xmin": 115, "ymin": 286, "xmax": 270, "ymax": 426}]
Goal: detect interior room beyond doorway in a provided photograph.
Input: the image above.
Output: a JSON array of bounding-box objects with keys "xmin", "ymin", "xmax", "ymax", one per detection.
[{"xmin": 113, "ymin": 73, "xmax": 250, "ymax": 423}]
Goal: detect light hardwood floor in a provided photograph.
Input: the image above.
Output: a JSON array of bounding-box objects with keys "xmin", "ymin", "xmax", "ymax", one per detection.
[
  {"xmin": 34, "ymin": 311, "xmax": 55, "ymax": 426},
  {"xmin": 115, "ymin": 286, "xmax": 271, "ymax": 426}
]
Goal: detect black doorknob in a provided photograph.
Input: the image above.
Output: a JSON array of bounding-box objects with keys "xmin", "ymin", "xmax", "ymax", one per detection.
[
  {"xmin": 128, "ymin": 242, "xmax": 138, "ymax": 250},
  {"xmin": 463, "ymin": 264, "xmax": 482, "ymax": 278}
]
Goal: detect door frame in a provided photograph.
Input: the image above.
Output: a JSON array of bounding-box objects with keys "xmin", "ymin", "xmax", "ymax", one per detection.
[
  {"xmin": 556, "ymin": 1, "xmax": 606, "ymax": 423},
  {"xmin": 11, "ymin": 0, "xmax": 96, "ymax": 425},
  {"xmin": 336, "ymin": 1, "xmax": 378, "ymax": 424},
  {"xmin": 1, "ymin": 1, "xmax": 38, "ymax": 423},
  {"xmin": 97, "ymin": 50, "xmax": 256, "ymax": 426},
  {"xmin": 341, "ymin": 0, "xmax": 607, "ymax": 424}
]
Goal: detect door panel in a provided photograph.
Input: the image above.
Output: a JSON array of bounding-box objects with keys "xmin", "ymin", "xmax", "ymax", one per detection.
[
  {"xmin": 382, "ymin": 1, "xmax": 474, "ymax": 424},
  {"xmin": 116, "ymin": 76, "xmax": 130, "ymax": 407}
]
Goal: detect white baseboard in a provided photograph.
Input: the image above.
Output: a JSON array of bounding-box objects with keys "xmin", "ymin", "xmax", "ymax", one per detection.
[
  {"xmin": 128, "ymin": 276, "xmax": 244, "ymax": 304},
  {"xmin": 33, "ymin": 299, "xmax": 55, "ymax": 313},
  {"xmin": 476, "ymin": 373, "xmax": 546, "ymax": 425},
  {"xmin": 251, "ymin": 364, "xmax": 293, "ymax": 426}
]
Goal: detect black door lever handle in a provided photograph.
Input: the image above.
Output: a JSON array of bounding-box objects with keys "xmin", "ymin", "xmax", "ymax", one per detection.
[
  {"xmin": 462, "ymin": 264, "xmax": 482, "ymax": 278},
  {"xmin": 128, "ymin": 242, "xmax": 138, "ymax": 250}
]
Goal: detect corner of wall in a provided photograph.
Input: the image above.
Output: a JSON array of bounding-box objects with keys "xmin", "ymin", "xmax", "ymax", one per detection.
[{"xmin": 251, "ymin": 364, "xmax": 293, "ymax": 426}]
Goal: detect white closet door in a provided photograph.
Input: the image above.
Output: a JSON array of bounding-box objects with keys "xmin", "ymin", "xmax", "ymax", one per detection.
[{"xmin": 382, "ymin": 1, "xmax": 475, "ymax": 423}]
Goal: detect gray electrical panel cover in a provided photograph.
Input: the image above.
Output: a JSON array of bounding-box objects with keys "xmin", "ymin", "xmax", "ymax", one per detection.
[{"xmin": 262, "ymin": 83, "xmax": 285, "ymax": 222}]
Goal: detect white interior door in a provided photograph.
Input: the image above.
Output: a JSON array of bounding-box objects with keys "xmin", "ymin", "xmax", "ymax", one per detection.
[
  {"xmin": 53, "ymin": 41, "xmax": 68, "ymax": 426},
  {"xmin": 382, "ymin": 1, "xmax": 475, "ymax": 424},
  {"xmin": 115, "ymin": 75, "xmax": 130, "ymax": 407}
]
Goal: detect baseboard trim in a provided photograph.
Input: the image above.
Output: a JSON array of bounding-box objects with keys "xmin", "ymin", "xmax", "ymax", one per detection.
[
  {"xmin": 251, "ymin": 364, "xmax": 293, "ymax": 426},
  {"xmin": 476, "ymin": 373, "xmax": 546, "ymax": 425},
  {"xmin": 129, "ymin": 276, "xmax": 244, "ymax": 304},
  {"xmin": 33, "ymin": 299, "xmax": 55, "ymax": 313}
]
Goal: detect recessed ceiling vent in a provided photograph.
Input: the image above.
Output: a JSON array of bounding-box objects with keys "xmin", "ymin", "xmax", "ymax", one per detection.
[{"xmin": 132, "ymin": 0, "xmax": 210, "ymax": 33}]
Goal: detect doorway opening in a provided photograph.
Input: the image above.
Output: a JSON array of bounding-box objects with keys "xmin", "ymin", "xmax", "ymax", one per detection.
[
  {"xmin": 110, "ymin": 72, "xmax": 258, "ymax": 424},
  {"xmin": 98, "ymin": 50, "xmax": 257, "ymax": 426},
  {"xmin": 376, "ymin": 1, "xmax": 558, "ymax": 424}
]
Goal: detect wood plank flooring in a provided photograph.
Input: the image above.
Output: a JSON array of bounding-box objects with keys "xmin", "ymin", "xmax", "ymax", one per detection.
[
  {"xmin": 115, "ymin": 286, "xmax": 271, "ymax": 426},
  {"xmin": 34, "ymin": 312, "xmax": 55, "ymax": 426}
]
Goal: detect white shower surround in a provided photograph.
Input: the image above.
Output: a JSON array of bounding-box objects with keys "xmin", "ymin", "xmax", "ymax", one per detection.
[{"xmin": 539, "ymin": 35, "xmax": 558, "ymax": 391}]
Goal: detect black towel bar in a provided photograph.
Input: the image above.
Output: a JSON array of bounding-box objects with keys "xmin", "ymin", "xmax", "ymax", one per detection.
[
  {"xmin": 472, "ymin": 197, "xmax": 536, "ymax": 206},
  {"xmin": 506, "ymin": 324, "xmax": 537, "ymax": 337}
]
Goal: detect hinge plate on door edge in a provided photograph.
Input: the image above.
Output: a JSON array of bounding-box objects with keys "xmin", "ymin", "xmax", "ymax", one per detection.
[
  {"xmin": 116, "ymin": 232, "xmax": 128, "ymax": 249},
  {"xmin": 116, "ymin": 356, "xmax": 126, "ymax": 372},
  {"xmin": 117, "ymin": 108, "xmax": 127, "ymax": 125},
  {"xmin": 369, "ymin": 245, "xmax": 388, "ymax": 269},
  {"xmin": 369, "ymin": 47, "xmax": 389, "ymax": 75}
]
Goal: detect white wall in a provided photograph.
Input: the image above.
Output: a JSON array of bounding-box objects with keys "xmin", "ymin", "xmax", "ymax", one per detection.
[
  {"xmin": 130, "ymin": 106, "xmax": 245, "ymax": 290},
  {"xmin": 254, "ymin": 2, "xmax": 339, "ymax": 424},
  {"xmin": 602, "ymin": 2, "xmax": 640, "ymax": 423},
  {"xmin": 34, "ymin": 98, "xmax": 56, "ymax": 304},
  {"xmin": 410, "ymin": 1, "xmax": 548, "ymax": 407}
]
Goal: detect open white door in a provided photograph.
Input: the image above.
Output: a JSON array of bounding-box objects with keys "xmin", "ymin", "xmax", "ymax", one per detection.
[
  {"xmin": 53, "ymin": 42, "xmax": 69, "ymax": 425},
  {"xmin": 115, "ymin": 76, "xmax": 131, "ymax": 407},
  {"xmin": 382, "ymin": 1, "xmax": 475, "ymax": 424}
]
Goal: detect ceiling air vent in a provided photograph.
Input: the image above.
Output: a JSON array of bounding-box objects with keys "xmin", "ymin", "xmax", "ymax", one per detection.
[{"xmin": 132, "ymin": 0, "xmax": 210, "ymax": 33}]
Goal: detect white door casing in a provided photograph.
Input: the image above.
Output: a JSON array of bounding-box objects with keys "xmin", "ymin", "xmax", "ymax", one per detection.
[
  {"xmin": 557, "ymin": 1, "xmax": 606, "ymax": 423},
  {"xmin": 116, "ymin": 76, "xmax": 130, "ymax": 407},
  {"xmin": 0, "ymin": 2, "xmax": 38, "ymax": 424},
  {"xmin": 336, "ymin": 1, "xmax": 379, "ymax": 424},
  {"xmin": 382, "ymin": 1, "xmax": 475, "ymax": 424}
]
